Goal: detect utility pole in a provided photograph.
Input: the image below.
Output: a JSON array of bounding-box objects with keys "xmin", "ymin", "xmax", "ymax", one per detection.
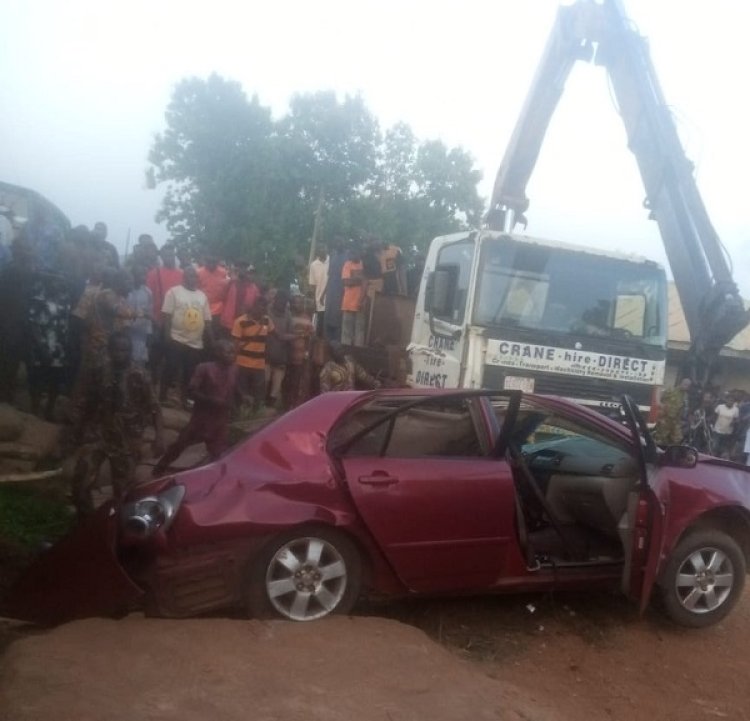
[{"xmin": 308, "ymin": 187, "xmax": 325, "ymax": 267}]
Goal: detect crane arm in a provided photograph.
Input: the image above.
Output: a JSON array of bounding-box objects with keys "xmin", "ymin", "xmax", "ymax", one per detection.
[{"xmin": 486, "ymin": 0, "xmax": 750, "ymax": 382}]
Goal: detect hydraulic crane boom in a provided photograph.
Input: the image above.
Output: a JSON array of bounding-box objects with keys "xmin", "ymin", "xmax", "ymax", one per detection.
[{"xmin": 486, "ymin": 0, "xmax": 749, "ymax": 382}]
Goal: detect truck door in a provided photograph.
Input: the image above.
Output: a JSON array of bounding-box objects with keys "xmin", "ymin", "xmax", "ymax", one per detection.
[
  {"xmin": 409, "ymin": 235, "xmax": 475, "ymax": 389},
  {"xmin": 620, "ymin": 394, "xmax": 665, "ymax": 612}
]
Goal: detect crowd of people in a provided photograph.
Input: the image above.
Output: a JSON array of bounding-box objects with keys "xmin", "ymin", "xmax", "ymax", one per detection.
[
  {"xmin": 0, "ymin": 225, "xmax": 391, "ymax": 515},
  {"xmin": 654, "ymin": 378, "xmax": 750, "ymax": 463}
]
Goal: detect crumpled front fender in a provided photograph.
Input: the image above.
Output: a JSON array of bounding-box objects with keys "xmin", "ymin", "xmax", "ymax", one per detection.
[{"xmin": 4, "ymin": 502, "xmax": 144, "ymax": 625}]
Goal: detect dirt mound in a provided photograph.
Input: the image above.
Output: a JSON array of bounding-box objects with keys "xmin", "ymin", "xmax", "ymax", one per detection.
[{"xmin": 0, "ymin": 615, "xmax": 546, "ymax": 721}]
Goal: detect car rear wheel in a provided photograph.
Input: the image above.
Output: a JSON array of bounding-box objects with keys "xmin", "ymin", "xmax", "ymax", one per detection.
[
  {"xmin": 660, "ymin": 529, "xmax": 745, "ymax": 628},
  {"xmin": 247, "ymin": 528, "xmax": 362, "ymax": 621}
]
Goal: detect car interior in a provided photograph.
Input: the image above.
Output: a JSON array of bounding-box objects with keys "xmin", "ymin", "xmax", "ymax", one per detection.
[{"xmin": 502, "ymin": 400, "xmax": 640, "ymax": 566}]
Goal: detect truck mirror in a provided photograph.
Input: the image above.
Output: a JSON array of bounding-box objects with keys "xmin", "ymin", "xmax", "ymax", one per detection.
[{"xmin": 427, "ymin": 268, "xmax": 455, "ymax": 316}]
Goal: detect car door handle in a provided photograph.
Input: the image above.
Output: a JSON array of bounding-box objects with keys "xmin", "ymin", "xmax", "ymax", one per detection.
[{"xmin": 358, "ymin": 473, "xmax": 399, "ymax": 486}]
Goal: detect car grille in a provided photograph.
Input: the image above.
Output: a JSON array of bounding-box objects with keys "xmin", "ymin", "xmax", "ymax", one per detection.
[{"xmin": 482, "ymin": 365, "xmax": 652, "ymax": 406}]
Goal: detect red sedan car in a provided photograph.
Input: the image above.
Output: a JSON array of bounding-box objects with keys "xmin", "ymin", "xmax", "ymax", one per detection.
[{"xmin": 8, "ymin": 390, "xmax": 750, "ymax": 628}]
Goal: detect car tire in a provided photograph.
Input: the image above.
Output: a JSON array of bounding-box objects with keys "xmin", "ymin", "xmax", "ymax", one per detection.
[
  {"xmin": 247, "ymin": 527, "xmax": 362, "ymax": 622},
  {"xmin": 659, "ymin": 529, "xmax": 746, "ymax": 628}
]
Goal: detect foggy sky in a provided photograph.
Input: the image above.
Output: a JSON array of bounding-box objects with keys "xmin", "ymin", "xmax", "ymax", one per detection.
[{"xmin": 2, "ymin": 0, "xmax": 749, "ymax": 294}]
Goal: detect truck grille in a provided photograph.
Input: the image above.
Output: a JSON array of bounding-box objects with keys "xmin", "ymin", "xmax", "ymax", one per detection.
[{"xmin": 482, "ymin": 365, "xmax": 652, "ymax": 406}]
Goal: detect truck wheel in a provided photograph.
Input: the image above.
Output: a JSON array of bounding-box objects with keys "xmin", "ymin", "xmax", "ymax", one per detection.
[
  {"xmin": 247, "ymin": 528, "xmax": 362, "ymax": 621},
  {"xmin": 660, "ymin": 529, "xmax": 745, "ymax": 628}
]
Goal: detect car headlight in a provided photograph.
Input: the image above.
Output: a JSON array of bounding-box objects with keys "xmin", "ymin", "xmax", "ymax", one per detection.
[{"xmin": 121, "ymin": 485, "xmax": 186, "ymax": 540}]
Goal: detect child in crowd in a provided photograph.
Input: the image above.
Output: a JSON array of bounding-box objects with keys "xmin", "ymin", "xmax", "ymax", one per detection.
[
  {"xmin": 284, "ymin": 295, "xmax": 314, "ymax": 408},
  {"xmin": 152, "ymin": 340, "xmax": 238, "ymax": 475},
  {"xmin": 231, "ymin": 296, "xmax": 274, "ymax": 413}
]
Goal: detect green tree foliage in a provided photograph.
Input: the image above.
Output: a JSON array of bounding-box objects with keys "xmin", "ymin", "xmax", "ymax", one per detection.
[
  {"xmin": 281, "ymin": 91, "xmax": 380, "ymax": 204},
  {"xmin": 148, "ymin": 75, "xmax": 484, "ymax": 282}
]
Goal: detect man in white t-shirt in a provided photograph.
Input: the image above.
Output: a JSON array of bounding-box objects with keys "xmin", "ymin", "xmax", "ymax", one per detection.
[
  {"xmin": 713, "ymin": 393, "xmax": 739, "ymax": 458},
  {"xmin": 160, "ymin": 265, "xmax": 212, "ymax": 406},
  {"xmin": 308, "ymin": 245, "xmax": 329, "ymax": 337}
]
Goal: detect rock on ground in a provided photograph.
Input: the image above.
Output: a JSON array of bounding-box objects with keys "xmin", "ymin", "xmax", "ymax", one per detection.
[
  {"xmin": 0, "ymin": 615, "xmax": 544, "ymax": 721},
  {"xmin": 0, "ymin": 405, "xmax": 60, "ymax": 475},
  {"xmin": 0, "ymin": 405, "xmax": 23, "ymax": 443}
]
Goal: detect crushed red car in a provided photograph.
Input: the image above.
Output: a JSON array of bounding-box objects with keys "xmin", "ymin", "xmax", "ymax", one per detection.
[{"xmin": 7, "ymin": 389, "xmax": 750, "ymax": 627}]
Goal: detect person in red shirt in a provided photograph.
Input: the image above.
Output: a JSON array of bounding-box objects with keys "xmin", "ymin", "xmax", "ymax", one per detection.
[
  {"xmin": 152, "ymin": 339, "xmax": 239, "ymax": 475},
  {"xmin": 221, "ymin": 260, "xmax": 260, "ymax": 333},
  {"xmin": 197, "ymin": 252, "xmax": 229, "ymax": 331},
  {"xmin": 146, "ymin": 243, "xmax": 183, "ymax": 384}
]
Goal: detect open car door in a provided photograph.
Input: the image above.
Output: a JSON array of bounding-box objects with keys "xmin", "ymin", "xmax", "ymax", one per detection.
[{"xmin": 620, "ymin": 394, "xmax": 665, "ymax": 612}]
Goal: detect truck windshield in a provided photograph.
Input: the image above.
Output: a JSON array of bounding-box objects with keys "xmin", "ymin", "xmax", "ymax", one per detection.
[{"xmin": 474, "ymin": 237, "xmax": 667, "ymax": 346}]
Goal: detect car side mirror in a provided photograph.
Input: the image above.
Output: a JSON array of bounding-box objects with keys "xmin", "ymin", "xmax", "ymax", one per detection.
[
  {"xmin": 661, "ymin": 445, "xmax": 699, "ymax": 469},
  {"xmin": 425, "ymin": 268, "xmax": 455, "ymax": 316}
]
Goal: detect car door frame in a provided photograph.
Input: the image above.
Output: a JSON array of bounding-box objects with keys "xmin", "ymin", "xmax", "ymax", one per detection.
[{"xmin": 620, "ymin": 393, "xmax": 666, "ymax": 611}]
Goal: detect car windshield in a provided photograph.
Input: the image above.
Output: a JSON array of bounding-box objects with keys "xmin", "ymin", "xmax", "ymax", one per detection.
[{"xmin": 474, "ymin": 237, "xmax": 667, "ymax": 346}]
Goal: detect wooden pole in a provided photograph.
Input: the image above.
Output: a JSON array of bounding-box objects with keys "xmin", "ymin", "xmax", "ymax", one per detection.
[{"xmin": 308, "ymin": 187, "xmax": 325, "ymax": 267}]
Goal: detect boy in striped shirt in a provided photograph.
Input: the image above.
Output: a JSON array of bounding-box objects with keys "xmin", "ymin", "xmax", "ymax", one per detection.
[{"xmin": 232, "ymin": 296, "xmax": 274, "ymax": 412}]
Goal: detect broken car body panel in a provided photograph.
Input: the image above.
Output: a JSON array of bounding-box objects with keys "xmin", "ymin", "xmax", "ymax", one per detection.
[{"xmin": 5, "ymin": 502, "xmax": 143, "ymax": 625}]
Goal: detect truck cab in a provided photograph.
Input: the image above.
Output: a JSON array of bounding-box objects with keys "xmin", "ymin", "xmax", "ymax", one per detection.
[{"xmin": 408, "ymin": 230, "xmax": 668, "ymax": 416}]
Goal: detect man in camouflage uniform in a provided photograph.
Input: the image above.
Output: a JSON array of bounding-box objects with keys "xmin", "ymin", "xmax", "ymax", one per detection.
[
  {"xmin": 70, "ymin": 331, "xmax": 165, "ymax": 516},
  {"xmin": 319, "ymin": 342, "xmax": 380, "ymax": 393},
  {"xmin": 653, "ymin": 378, "xmax": 693, "ymax": 446}
]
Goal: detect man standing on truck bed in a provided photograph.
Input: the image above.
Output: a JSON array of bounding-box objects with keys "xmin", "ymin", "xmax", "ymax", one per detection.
[
  {"xmin": 340, "ymin": 245, "xmax": 366, "ymax": 347},
  {"xmin": 379, "ymin": 240, "xmax": 405, "ymax": 295}
]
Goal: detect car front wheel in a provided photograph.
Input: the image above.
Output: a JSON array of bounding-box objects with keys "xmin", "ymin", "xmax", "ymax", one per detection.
[
  {"xmin": 247, "ymin": 528, "xmax": 362, "ymax": 621},
  {"xmin": 660, "ymin": 529, "xmax": 746, "ymax": 628}
]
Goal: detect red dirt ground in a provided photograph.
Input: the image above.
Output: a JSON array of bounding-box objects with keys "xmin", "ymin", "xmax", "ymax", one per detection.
[{"xmin": 2, "ymin": 587, "xmax": 749, "ymax": 721}]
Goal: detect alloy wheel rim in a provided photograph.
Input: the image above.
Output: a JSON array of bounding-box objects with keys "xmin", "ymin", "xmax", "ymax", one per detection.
[
  {"xmin": 674, "ymin": 547, "xmax": 734, "ymax": 615},
  {"xmin": 265, "ymin": 537, "xmax": 348, "ymax": 621}
]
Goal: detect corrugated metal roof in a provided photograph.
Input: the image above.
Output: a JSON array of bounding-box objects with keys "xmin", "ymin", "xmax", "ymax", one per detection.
[{"xmin": 668, "ymin": 283, "xmax": 750, "ymax": 352}]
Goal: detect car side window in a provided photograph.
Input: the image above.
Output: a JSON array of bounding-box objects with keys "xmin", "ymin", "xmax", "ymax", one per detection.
[{"xmin": 338, "ymin": 397, "xmax": 484, "ymax": 458}]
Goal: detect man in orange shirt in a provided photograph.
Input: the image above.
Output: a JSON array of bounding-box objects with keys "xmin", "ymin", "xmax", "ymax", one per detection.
[
  {"xmin": 341, "ymin": 246, "xmax": 366, "ymax": 347},
  {"xmin": 197, "ymin": 252, "xmax": 229, "ymax": 333}
]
